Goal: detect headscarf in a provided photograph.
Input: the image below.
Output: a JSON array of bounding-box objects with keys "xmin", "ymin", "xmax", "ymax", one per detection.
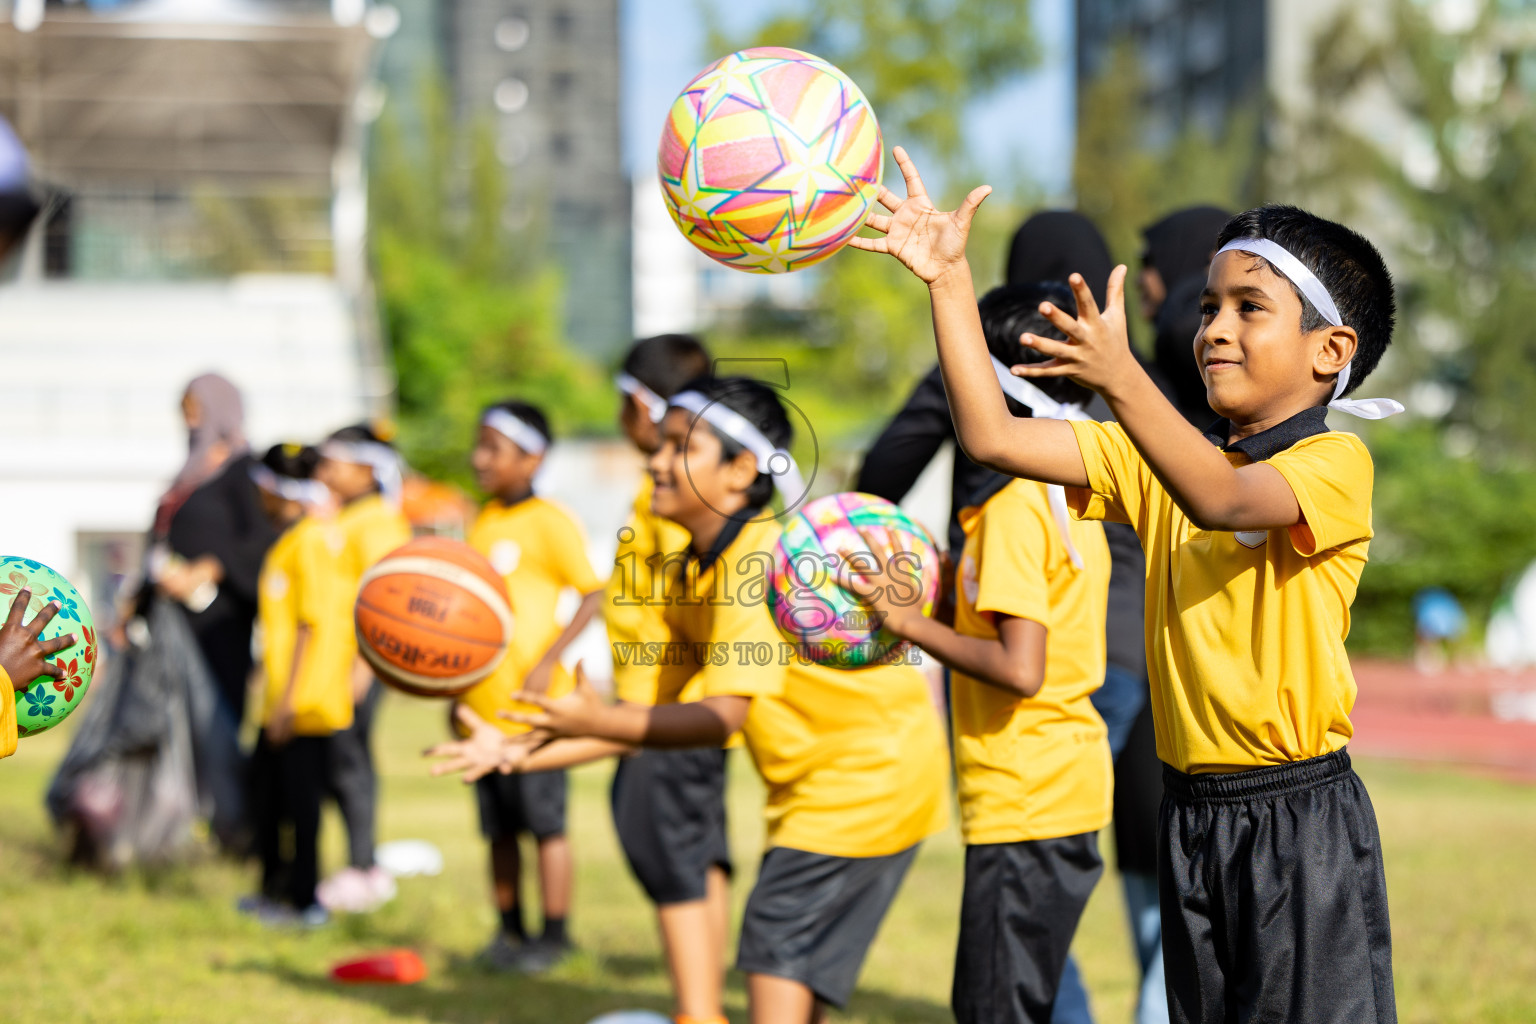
[
  {"xmin": 1005, "ymin": 210, "xmax": 1115, "ymax": 308},
  {"xmin": 1140, "ymin": 205, "xmax": 1233, "ymax": 297},
  {"xmin": 154, "ymin": 373, "xmax": 248, "ymax": 534}
]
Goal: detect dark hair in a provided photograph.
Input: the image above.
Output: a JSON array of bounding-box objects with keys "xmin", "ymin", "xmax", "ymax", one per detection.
[
  {"xmin": 622, "ymin": 334, "xmax": 712, "ymax": 399},
  {"xmin": 676, "ymin": 375, "xmax": 792, "ymax": 510},
  {"xmin": 483, "ymin": 398, "xmax": 552, "ymax": 447},
  {"xmin": 326, "ymin": 422, "xmax": 393, "ymax": 448},
  {"xmin": 1215, "ymin": 205, "xmax": 1395, "ymax": 395},
  {"xmin": 260, "ymin": 442, "xmax": 319, "ymax": 480},
  {"xmin": 978, "ymin": 282, "xmax": 1092, "ymax": 408}
]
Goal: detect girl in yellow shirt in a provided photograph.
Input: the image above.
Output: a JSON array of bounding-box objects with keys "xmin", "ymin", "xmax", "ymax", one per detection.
[
  {"xmin": 313, "ymin": 424, "xmax": 413, "ymax": 911},
  {"xmin": 243, "ymin": 443, "xmax": 335, "ymax": 926},
  {"xmin": 431, "ymin": 377, "xmax": 951, "ymax": 1024}
]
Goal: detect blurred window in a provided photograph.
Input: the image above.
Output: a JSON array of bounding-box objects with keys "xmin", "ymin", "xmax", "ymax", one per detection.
[
  {"xmin": 495, "ymin": 78, "xmax": 530, "ymax": 113},
  {"xmin": 495, "ymin": 17, "xmax": 530, "ymax": 52}
]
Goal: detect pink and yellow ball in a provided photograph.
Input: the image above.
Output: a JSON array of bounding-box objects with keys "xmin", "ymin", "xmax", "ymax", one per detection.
[{"xmin": 658, "ymin": 47, "xmax": 883, "ymax": 274}]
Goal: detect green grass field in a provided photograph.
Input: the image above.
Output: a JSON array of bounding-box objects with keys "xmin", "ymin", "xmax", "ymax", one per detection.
[{"xmin": 3, "ymin": 695, "xmax": 1535, "ymax": 1023}]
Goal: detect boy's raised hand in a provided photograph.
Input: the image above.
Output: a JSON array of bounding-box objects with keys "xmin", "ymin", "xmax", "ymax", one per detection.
[
  {"xmin": 0, "ymin": 589, "xmax": 72, "ymax": 691},
  {"xmin": 1013, "ymin": 267, "xmax": 1138, "ymax": 396},
  {"xmin": 849, "ymin": 147, "xmax": 992, "ymax": 285}
]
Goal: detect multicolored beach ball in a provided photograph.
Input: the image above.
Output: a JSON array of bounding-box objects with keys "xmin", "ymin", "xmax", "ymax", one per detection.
[
  {"xmin": 658, "ymin": 47, "xmax": 883, "ymax": 274},
  {"xmin": 767, "ymin": 493, "xmax": 940, "ymax": 668},
  {"xmin": 2, "ymin": 556, "xmax": 96, "ymax": 738}
]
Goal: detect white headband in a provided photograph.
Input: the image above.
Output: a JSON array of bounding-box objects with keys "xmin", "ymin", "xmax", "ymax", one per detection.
[
  {"xmin": 1215, "ymin": 237, "xmax": 1404, "ymax": 419},
  {"xmin": 668, "ymin": 390, "xmax": 806, "ymax": 502},
  {"xmin": 615, "ymin": 373, "xmax": 668, "ymax": 423},
  {"xmin": 990, "ymin": 355, "xmax": 1087, "ymax": 568},
  {"xmin": 321, "ymin": 439, "xmax": 403, "ymax": 505},
  {"xmin": 482, "ymin": 408, "xmax": 548, "ymax": 455},
  {"xmin": 249, "ymin": 464, "xmax": 329, "ymax": 507}
]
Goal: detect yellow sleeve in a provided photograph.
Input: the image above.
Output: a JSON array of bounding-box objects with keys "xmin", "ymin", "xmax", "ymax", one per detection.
[
  {"xmin": 295, "ymin": 524, "xmax": 335, "ymax": 627},
  {"xmin": 547, "ymin": 507, "xmax": 603, "ymax": 594},
  {"xmin": 1270, "ymin": 432, "xmax": 1375, "ymax": 556},
  {"xmin": 0, "ymin": 666, "xmax": 17, "ymax": 759},
  {"xmin": 1064, "ymin": 420, "xmax": 1143, "ymax": 527},
  {"xmin": 973, "ymin": 489, "xmax": 1054, "ymax": 627},
  {"xmin": 359, "ymin": 511, "xmax": 412, "ymax": 570},
  {"xmin": 697, "ymin": 571, "xmax": 788, "ymax": 700}
]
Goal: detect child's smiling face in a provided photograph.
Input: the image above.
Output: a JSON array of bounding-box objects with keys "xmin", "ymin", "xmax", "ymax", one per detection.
[
  {"xmin": 648, "ymin": 408, "xmax": 756, "ymax": 527},
  {"xmin": 1196, "ymin": 251, "xmax": 1356, "ymax": 426},
  {"xmin": 471, "ymin": 425, "xmax": 541, "ymax": 501}
]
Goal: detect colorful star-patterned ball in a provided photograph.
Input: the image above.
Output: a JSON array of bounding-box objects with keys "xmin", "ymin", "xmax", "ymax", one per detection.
[
  {"xmin": 1, "ymin": 556, "xmax": 96, "ymax": 739},
  {"xmin": 658, "ymin": 47, "xmax": 883, "ymax": 274},
  {"xmin": 767, "ymin": 493, "xmax": 940, "ymax": 669}
]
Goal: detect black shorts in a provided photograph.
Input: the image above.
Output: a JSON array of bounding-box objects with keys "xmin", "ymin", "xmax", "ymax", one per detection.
[
  {"xmin": 952, "ymin": 833, "xmax": 1104, "ymax": 1024},
  {"xmin": 736, "ymin": 844, "xmax": 919, "ymax": 1009},
  {"xmin": 1161, "ymin": 748, "xmax": 1397, "ymax": 1024},
  {"xmin": 610, "ymin": 747, "xmax": 731, "ymax": 905},
  {"xmin": 475, "ymin": 768, "xmax": 567, "ymax": 841}
]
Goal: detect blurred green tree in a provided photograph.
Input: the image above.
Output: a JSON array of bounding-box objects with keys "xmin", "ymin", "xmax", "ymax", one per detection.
[
  {"xmin": 369, "ymin": 75, "xmax": 608, "ymax": 486},
  {"xmin": 1282, "ymin": 0, "xmax": 1536, "ymax": 650}
]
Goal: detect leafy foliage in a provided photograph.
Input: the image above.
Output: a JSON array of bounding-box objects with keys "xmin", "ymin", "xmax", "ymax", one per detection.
[{"xmin": 368, "ymin": 76, "xmax": 608, "ymax": 485}]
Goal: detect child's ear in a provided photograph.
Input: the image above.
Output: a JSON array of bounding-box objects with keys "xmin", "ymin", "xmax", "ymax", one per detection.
[
  {"xmin": 1314, "ymin": 325, "xmax": 1358, "ymax": 379},
  {"xmin": 726, "ymin": 448, "xmax": 760, "ymax": 493}
]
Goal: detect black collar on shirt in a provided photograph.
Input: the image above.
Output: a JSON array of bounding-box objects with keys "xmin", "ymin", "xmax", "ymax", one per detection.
[
  {"xmin": 686, "ymin": 508, "xmax": 763, "ymax": 576},
  {"xmin": 1201, "ymin": 406, "xmax": 1329, "ymax": 463},
  {"xmin": 494, "ymin": 489, "xmax": 535, "ymax": 509}
]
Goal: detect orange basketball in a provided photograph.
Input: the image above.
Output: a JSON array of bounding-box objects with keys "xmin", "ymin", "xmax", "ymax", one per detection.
[{"xmin": 354, "ymin": 537, "xmax": 513, "ymax": 697}]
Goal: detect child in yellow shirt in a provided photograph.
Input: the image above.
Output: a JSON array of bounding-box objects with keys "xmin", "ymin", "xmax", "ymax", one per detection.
[
  {"xmin": 243, "ymin": 443, "xmax": 336, "ymax": 926},
  {"xmin": 611, "ymin": 335, "xmax": 743, "ymax": 1024},
  {"xmin": 314, "ymin": 424, "xmax": 413, "ymax": 911},
  {"xmin": 846, "ymin": 284, "xmax": 1112, "ymax": 1024},
  {"xmin": 457, "ymin": 399, "xmax": 603, "ymax": 972},
  {"xmin": 431, "ymin": 377, "xmax": 951, "ymax": 1024},
  {"xmin": 860, "ymin": 151, "xmax": 1400, "ymax": 1023}
]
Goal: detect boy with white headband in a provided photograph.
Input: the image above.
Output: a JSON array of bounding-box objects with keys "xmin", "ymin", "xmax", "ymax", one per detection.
[
  {"xmin": 858, "ymin": 150, "xmax": 1399, "ymax": 1023},
  {"xmin": 429, "ymin": 376, "xmax": 950, "ymax": 1024},
  {"xmin": 610, "ymin": 336, "xmax": 743, "ymax": 1024},
  {"xmin": 313, "ymin": 423, "xmax": 413, "ymax": 912},
  {"xmin": 457, "ymin": 398, "xmax": 604, "ymax": 973},
  {"xmin": 844, "ymin": 282, "xmax": 1112, "ymax": 1024}
]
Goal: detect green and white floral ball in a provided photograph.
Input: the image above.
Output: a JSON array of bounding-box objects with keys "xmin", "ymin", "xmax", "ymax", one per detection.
[{"xmin": 2, "ymin": 556, "xmax": 96, "ymax": 738}]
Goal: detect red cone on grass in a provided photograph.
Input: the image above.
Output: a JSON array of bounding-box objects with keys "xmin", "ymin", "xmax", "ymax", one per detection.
[{"xmin": 329, "ymin": 949, "xmax": 428, "ymax": 984}]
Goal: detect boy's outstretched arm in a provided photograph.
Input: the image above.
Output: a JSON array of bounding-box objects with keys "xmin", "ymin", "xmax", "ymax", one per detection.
[
  {"xmin": 1018, "ymin": 273, "xmax": 1302, "ymax": 532},
  {"xmin": 850, "ymin": 147, "xmax": 1087, "ymax": 487},
  {"xmin": 504, "ymin": 664, "xmax": 750, "ymax": 750}
]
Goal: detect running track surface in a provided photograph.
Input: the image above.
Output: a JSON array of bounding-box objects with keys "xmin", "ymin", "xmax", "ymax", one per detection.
[{"xmin": 1349, "ymin": 660, "xmax": 1536, "ymax": 782}]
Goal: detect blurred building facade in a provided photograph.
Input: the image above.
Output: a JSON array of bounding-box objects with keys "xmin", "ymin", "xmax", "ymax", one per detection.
[
  {"xmin": 0, "ymin": 0, "xmax": 384, "ymax": 610},
  {"xmin": 378, "ymin": 0, "xmax": 631, "ymax": 356}
]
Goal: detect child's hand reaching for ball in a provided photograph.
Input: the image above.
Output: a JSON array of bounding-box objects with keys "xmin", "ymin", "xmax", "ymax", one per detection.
[
  {"xmin": 849, "ymin": 146, "xmax": 991, "ymax": 286},
  {"xmin": 1012, "ymin": 267, "xmax": 1139, "ymax": 398},
  {"xmin": 0, "ymin": 590, "xmax": 73, "ymax": 690},
  {"xmin": 503, "ymin": 662, "xmax": 606, "ymax": 740},
  {"xmin": 833, "ymin": 531, "xmax": 925, "ymax": 641},
  {"xmin": 425, "ymin": 705, "xmax": 513, "ymax": 783}
]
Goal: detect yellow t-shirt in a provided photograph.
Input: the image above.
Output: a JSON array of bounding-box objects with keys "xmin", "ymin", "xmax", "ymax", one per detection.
[
  {"xmin": 312, "ymin": 493, "xmax": 413, "ymax": 695},
  {"xmin": 461, "ymin": 496, "xmax": 603, "ymax": 736},
  {"xmin": 662, "ymin": 517, "xmax": 951, "ymax": 858},
  {"xmin": 258, "ymin": 517, "xmax": 352, "ymax": 735},
  {"xmin": 951, "ymin": 479, "xmax": 1113, "ymax": 844},
  {"xmin": 1, "ymin": 666, "xmax": 15, "ymax": 759},
  {"xmin": 606, "ymin": 475, "xmax": 692, "ymax": 706},
  {"xmin": 1066, "ymin": 417, "xmax": 1374, "ymax": 774}
]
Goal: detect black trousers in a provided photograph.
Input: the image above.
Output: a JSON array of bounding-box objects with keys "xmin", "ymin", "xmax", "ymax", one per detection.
[
  {"xmin": 328, "ymin": 680, "xmax": 381, "ymax": 870},
  {"xmin": 252, "ymin": 730, "xmax": 328, "ymax": 909},
  {"xmin": 951, "ymin": 833, "xmax": 1104, "ymax": 1024},
  {"xmin": 1160, "ymin": 748, "xmax": 1397, "ymax": 1024}
]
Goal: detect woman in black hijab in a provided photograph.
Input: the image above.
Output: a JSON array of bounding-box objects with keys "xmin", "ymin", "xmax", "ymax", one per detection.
[
  {"xmin": 1139, "ymin": 205, "xmax": 1233, "ymax": 425},
  {"xmin": 856, "ymin": 210, "xmax": 1118, "ymax": 550}
]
